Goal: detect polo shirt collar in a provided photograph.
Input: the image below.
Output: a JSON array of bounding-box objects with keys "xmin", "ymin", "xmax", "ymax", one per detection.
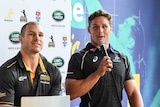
[
  {"xmin": 85, "ymin": 43, "xmax": 118, "ymax": 54},
  {"xmin": 16, "ymin": 52, "xmax": 47, "ymax": 73}
]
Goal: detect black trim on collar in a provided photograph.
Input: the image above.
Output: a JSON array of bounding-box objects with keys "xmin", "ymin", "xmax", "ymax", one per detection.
[{"xmin": 82, "ymin": 43, "xmax": 119, "ymax": 54}]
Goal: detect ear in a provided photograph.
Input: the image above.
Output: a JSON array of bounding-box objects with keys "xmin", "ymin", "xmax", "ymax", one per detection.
[
  {"xmin": 88, "ymin": 27, "xmax": 91, "ymax": 34},
  {"xmin": 128, "ymin": 37, "xmax": 135, "ymax": 49},
  {"xmin": 19, "ymin": 35, "xmax": 23, "ymax": 43},
  {"xmin": 110, "ymin": 26, "xmax": 112, "ymax": 32}
]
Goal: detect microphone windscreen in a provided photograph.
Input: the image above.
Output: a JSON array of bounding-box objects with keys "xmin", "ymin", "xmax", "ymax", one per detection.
[
  {"xmin": 97, "ymin": 40, "xmax": 108, "ymax": 56},
  {"xmin": 98, "ymin": 40, "xmax": 104, "ymax": 46}
]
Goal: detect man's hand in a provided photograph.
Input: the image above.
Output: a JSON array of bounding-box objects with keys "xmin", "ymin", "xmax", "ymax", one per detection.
[{"xmin": 95, "ymin": 56, "xmax": 113, "ymax": 77}]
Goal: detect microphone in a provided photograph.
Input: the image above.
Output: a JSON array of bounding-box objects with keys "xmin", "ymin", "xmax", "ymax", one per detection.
[{"xmin": 98, "ymin": 41, "xmax": 108, "ymax": 56}]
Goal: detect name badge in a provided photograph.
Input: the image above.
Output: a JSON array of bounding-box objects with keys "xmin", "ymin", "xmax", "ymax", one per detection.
[{"xmin": 40, "ymin": 74, "xmax": 50, "ymax": 81}]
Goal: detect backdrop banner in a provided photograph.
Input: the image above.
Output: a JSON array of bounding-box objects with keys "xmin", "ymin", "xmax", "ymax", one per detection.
[
  {"xmin": 0, "ymin": 0, "xmax": 160, "ymax": 107},
  {"xmin": 0, "ymin": 0, "xmax": 71, "ymax": 96},
  {"xmin": 71, "ymin": 0, "xmax": 160, "ymax": 107}
]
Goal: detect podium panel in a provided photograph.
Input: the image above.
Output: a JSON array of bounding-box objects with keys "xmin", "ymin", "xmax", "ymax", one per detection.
[{"xmin": 21, "ymin": 95, "xmax": 70, "ymax": 107}]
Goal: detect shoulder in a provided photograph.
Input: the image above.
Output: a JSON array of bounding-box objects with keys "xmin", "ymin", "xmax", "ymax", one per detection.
[
  {"xmin": 72, "ymin": 43, "xmax": 94, "ymax": 57},
  {"xmin": 70, "ymin": 50, "xmax": 85, "ymax": 60},
  {"xmin": 0, "ymin": 57, "xmax": 19, "ymax": 82},
  {"xmin": 110, "ymin": 47, "xmax": 129, "ymax": 69},
  {"xmin": 0, "ymin": 52, "xmax": 21, "ymax": 70},
  {"xmin": 69, "ymin": 48, "xmax": 90, "ymax": 63},
  {"xmin": 110, "ymin": 46, "xmax": 128, "ymax": 59},
  {"xmin": 0, "ymin": 52, "xmax": 24, "ymax": 80},
  {"xmin": 70, "ymin": 43, "xmax": 98, "ymax": 62}
]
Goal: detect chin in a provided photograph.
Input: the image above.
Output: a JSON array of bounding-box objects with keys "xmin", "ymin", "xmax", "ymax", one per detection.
[{"xmin": 33, "ymin": 49, "xmax": 41, "ymax": 53}]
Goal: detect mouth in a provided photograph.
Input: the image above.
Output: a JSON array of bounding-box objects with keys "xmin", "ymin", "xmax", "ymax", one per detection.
[
  {"xmin": 97, "ymin": 35, "xmax": 105, "ymax": 39},
  {"xmin": 32, "ymin": 42, "xmax": 41, "ymax": 47},
  {"xmin": 97, "ymin": 36, "xmax": 105, "ymax": 40}
]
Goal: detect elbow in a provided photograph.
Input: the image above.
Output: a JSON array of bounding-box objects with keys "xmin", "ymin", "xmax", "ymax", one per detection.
[
  {"xmin": 128, "ymin": 92, "xmax": 144, "ymax": 107},
  {"xmin": 66, "ymin": 89, "xmax": 78, "ymax": 100},
  {"xmin": 65, "ymin": 79, "xmax": 82, "ymax": 100}
]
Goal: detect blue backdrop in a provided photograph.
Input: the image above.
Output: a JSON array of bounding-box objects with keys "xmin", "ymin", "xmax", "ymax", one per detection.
[{"xmin": 70, "ymin": 0, "xmax": 160, "ymax": 107}]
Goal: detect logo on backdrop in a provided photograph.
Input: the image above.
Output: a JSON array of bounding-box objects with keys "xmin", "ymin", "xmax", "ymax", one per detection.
[
  {"xmin": 62, "ymin": 36, "xmax": 67, "ymax": 47},
  {"xmin": 52, "ymin": 57, "xmax": 64, "ymax": 68},
  {"xmin": 20, "ymin": 9, "xmax": 27, "ymax": 22},
  {"xmin": 48, "ymin": 35, "xmax": 55, "ymax": 47},
  {"xmin": 9, "ymin": 31, "xmax": 20, "ymax": 44},
  {"xmin": 52, "ymin": 10, "xmax": 65, "ymax": 22},
  {"xmin": 4, "ymin": 8, "xmax": 13, "ymax": 22},
  {"xmin": 35, "ymin": 10, "xmax": 41, "ymax": 22},
  {"xmin": 8, "ymin": 31, "xmax": 20, "ymax": 50},
  {"xmin": 51, "ymin": 10, "xmax": 65, "ymax": 27}
]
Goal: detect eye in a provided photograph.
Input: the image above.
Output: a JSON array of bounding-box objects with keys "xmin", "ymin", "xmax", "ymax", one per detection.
[
  {"xmin": 103, "ymin": 25, "xmax": 108, "ymax": 29},
  {"xmin": 28, "ymin": 32, "xmax": 34, "ymax": 36},
  {"xmin": 39, "ymin": 32, "xmax": 44, "ymax": 37},
  {"xmin": 92, "ymin": 25, "xmax": 99, "ymax": 29},
  {"xmin": 39, "ymin": 34, "xmax": 44, "ymax": 37}
]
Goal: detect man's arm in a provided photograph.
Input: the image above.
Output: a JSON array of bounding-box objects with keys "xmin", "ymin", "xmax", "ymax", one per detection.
[
  {"xmin": 125, "ymin": 79, "xmax": 144, "ymax": 107},
  {"xmin": 0, "ymin": 93, "xmax": 13, "ymax": 106},
  {"xmin": 65, "ymin": 56, "xmax": 112, "ymax": 100},
  {"xmin": 65, "ymin": 71, "xmax": 101, "ymax": 100},
  {"xmin": 0, "ymin": 104, "xmax": 11, "ymax": 106}
]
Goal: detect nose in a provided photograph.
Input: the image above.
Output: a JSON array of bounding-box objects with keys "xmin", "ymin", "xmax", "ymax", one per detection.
[
  {"xmin": 33, "ymin": 34, "xmax": 40, "ymax": 40},
  {"xmin": 99, "ymin": 26, "xmax": 104, "ymax": 33}
]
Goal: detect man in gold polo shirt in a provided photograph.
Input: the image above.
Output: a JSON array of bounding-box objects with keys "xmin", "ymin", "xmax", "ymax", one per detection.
[{"xmin": 0, "ymin": 21, "xmax": 62, "ymax": 106}]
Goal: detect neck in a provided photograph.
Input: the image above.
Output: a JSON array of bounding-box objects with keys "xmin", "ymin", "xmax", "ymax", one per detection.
[
  {"xmin": 20, "ymin": 51, "xmax": 39, "ymax": 72},
  {"xmin": 92, "ymin": 42, "xmax": 109, "ymax": 49}
]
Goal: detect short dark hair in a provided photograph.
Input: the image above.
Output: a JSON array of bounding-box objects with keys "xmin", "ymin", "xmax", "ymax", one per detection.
[
  {"xmin": 88, "ymin": 10, "xmax": 112, "ymax": 27},
  {"xmin": 20, "ymin": 21, "xmax": 39, "ymax": 36}
]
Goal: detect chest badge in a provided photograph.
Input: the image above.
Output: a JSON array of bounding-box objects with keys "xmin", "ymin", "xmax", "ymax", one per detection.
[
  {"xmin": 40, "ymin": 74, "xmax": 50, "ymax": 81},
  {"xmin": 93, "ymin": 56, "xmax": 98, "ymax": 62},
  {"xmin": 113, "ymin": 55, "xmax": 121, "ymax": 62},
  {"xmin": 18, "ymin": 76, "xmax": 27, "ymax": 81}
]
